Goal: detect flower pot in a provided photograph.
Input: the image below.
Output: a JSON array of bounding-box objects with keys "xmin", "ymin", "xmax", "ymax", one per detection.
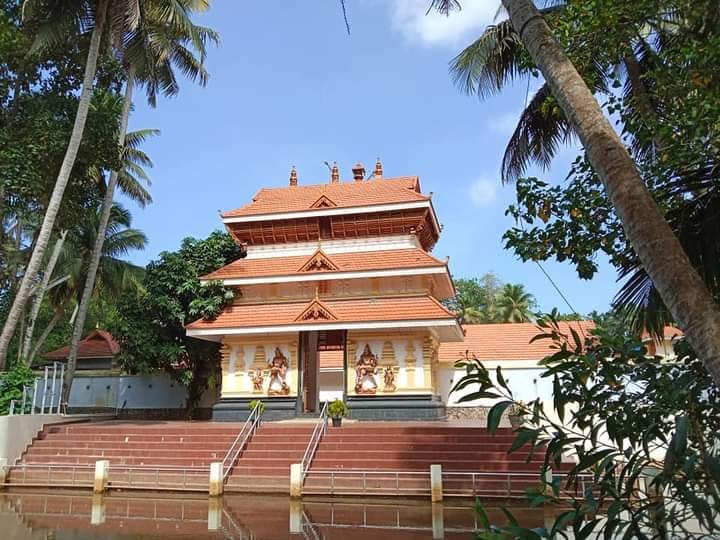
[{"xmin": 331, "ymin": 417, "xmax": 342, "ymax": 428}]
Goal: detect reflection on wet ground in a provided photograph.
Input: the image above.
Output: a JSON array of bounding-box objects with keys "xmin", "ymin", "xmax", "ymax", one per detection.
[{"xmin": 0, "ymin": 489, "xmax": 555, "ymax": 539}]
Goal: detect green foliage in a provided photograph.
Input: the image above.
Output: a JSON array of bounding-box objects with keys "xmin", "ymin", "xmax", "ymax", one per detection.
[
  {"xmin": 0, "ymin": 362, "xmax": 34, "ymax": 414},
  {"xmin": 328, "ymin": 399, "xmax": 348, "ymax": 418},
  {"xmin": 452, "ymin": 313, "xmax": 720, "ymax": 538},
  {"xmin": 111, "ymin": 231, "xmax": 243, "ymax": 413},
  {"xmin": 448, "ymin": 274, "xmax": 538, "ymax": 323},
  {"xmin": 249, "ymin": 399, "xmax": 265, "ymax": 415},
  {"xmin": 466, "ymin": 0, "xmax": 720, "ymax": 336}
]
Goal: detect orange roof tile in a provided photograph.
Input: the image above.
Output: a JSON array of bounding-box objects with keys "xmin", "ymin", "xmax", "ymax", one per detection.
[
  {"xmin": 44, "ymin": 330, "xmax": 120, "ymax": 360},
  {"xmin": 641, "ymin": 325, "xmax": 684, "ymax": 342},
  {"xmin": 201, "ymin": 248, "xmax": 446, "ymax": 281},
  {"xmin": 439, "ymin": 321, "xmax": 596, "ymax": 363},
  {"xmin": 186, "ymin": 295, "xmax": 457, "ymax": 331},
  {"xmin": 222, "ymin": 177, "xmax": 428, "ymax": 218}
]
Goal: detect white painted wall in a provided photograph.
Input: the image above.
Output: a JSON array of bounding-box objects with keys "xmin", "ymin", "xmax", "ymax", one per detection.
[
  {"xmin": 439, "ymin": 362, "xmax": 550, "ymax": 406},
  {"xmin": 0, "ymin": 415, "xmax": 76, "ymax": 469},
  {"xmin": 319, "ymin": 370, "xmax": 343, "ymax": 403}
]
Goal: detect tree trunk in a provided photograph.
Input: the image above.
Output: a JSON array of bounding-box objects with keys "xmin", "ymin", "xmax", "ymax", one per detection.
[
  {"xmin": 21, "ymin": 230, "xmax": 67, "ymax": 364},
  {"xmin": 502, "ymin": 0, "xmax": 720, "ymax": 385},
  {"xmin": 28, "ymin": 309, "xmax": 63, "ymax": 367},
  {"xmin": 62, "ymin": 66, "xmax": 135, "ymax": 404},
  {"xmin": 0, "ymin": 0, "xmax": 109, "ymax": 370}
]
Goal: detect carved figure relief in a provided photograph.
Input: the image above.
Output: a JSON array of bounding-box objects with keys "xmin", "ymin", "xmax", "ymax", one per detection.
[
  {"xmin": 267, "ymin": 347, "xmax": 290, "ymax": 396},
  {"xmin": 354, "ymin": 344, "xmax": 378, "ymax": 394},
  {"xmin": 252, "ymin": 368, "xmax": 264, "ymax": 393},
  {"xmin": 383, "ymin": 365, "xmax": 397, "ymax": 393}
]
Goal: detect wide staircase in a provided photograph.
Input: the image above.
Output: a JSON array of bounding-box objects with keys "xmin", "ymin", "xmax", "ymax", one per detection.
[
  {"xmin": 5, "ymin": 420, "xmax": 566, "ymax": 497},
  {"xmin": 302, "ymin": 423, "xmax": 568, "ymax": 497},
  {"xmin": 6, "ymin": 420, "xmax": 313, "ymax": 492},
  {"xmin": 225, "ymin": 422, "xmax": 314, "ymax": 492}
]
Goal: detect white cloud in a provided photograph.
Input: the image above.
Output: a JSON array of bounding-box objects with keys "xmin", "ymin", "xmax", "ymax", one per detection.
[
  {"xmin": 388, "ymin": 0, "xmax": 498, "ymax": 47},
  {"xmin": 469, "ymin": 177, "xmax": 498, "ymax": 207}
]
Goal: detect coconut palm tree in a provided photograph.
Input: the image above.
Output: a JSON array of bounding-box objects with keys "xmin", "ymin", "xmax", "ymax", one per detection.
[
  {"xmin": 50, "ymin": 203, "xmax": 146, "ymax": 309},
  {"xmin": 433, "ymin": 0, "xmax": 720, "ymax": 385},
  {"xmin": 496, "ymin": 284, "xmax": 536, "ymax": 323},
  {"xmin": 63, "ymin": 0, "xmax": 218, "ymax": 402},
  {"xmin": 19, "ymin": 127, "xmax": 156, "ymax": 364},
  {"xmin": 449, "ymin": 1, "xmax": 664, "ymax": 183},
  {"xmin": 0, "ymin": 0, "xmax": 142, "ymax": 369}
]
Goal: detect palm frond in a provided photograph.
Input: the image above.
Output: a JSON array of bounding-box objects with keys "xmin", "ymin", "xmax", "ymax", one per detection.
[
  {"xmin": 501, "ymin": 83, "xmax": 574, "ymax": 182},
  {"xmin": 427, "ymin": 0, "xmax": 461, "ymax": 16},
  {"xmin": 451, "ymin": 19, "xmax": 524, "ymax": 99}
]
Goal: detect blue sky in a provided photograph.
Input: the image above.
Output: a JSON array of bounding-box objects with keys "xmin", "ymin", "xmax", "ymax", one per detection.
[{"xmin": 123, "ymin": 0, "xmax": 619, "ymax": 315}]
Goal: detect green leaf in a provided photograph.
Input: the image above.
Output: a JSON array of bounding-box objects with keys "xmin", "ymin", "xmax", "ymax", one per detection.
[
  {"xmin": 488, "ymin": 400, "xmax": 513, "ymax": 433},
  {"xmin": 500, "ymin": 505, "xmax": 519, "ymax": 527},
  {"xmin": 496, "ymin": 365, "xmax": 512, "ymax": 395},
  {"xmin": 475, "ymin": 499, "xmax": 490, "ymax": 530}
]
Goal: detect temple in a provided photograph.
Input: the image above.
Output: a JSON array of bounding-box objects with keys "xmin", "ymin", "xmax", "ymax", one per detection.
[{"xmin": 186, "ymin": 161, "xmax": 463, "ymax": 420}]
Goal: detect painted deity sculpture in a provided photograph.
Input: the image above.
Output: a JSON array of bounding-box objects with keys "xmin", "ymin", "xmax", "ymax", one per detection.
[
  {"xmin": 267, "ymin": 347, "xmax": 290, "ymax": 396},
  {"xmin": 354, "ymin": 344, "xmax": 378, "ymax": 394},
  {"xmin": 383, "ymin": 365, "xmax": 396, "ymax": 392},
  {"xmin": 252, "ymin": 368, "xmax": 264, "ymax": 393}
]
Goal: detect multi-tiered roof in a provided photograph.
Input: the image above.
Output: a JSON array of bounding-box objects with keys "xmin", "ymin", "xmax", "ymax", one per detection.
[{"xmin": 186, "ymin": 161, "xmax": 461, "ymax": 341}]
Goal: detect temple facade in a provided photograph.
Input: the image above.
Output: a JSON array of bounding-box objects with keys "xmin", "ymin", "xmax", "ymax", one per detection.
[{"xmin": 186, "ymin": 161, "xmax": 463, "ymax": 420}]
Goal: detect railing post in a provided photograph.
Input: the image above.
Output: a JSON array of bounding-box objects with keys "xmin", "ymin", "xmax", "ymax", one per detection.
[
  {"xmin": 50, "ymin": 362, "xmax": 57, "ymax": 413},
  {"xmin": 93, "ymin": 460, "xmax": 110, "ymax": 494},
  {"xmin": 290, "ymin": 463, "xmax": 303, "ymax": 498},
  {"xmin": 41, "ymin": 366, "xmax": 48, "ymax": 414},
  {"xmin": 209, "ymin": 462, "xmax": 224, "ymax": 496},
  {"xmin": 430, "ymin": 464, "xmax": 443, "ymax": 503},
  {"xmin": 21, "ymin": 386, "xmax": 27, "ymax": 414},
  {"xmin": 31, "ymin": 379, "xmax": 38, "ymax": 414},
  {"xmin": 9, "ymin": 400, "xmax": 15, "ymax": 416},
  {"xmin": 543, "ymin": 467, "xmax": 553, "ymax": 495},
  {"xmin": 57, "ymin": 363, "xmax": 64, "ymax": 414}
]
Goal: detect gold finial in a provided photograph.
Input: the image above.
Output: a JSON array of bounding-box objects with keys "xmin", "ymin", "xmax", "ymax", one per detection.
[
  {"xmin": 330, "ymin": 162, "xmax": 340, "ymax": 184},
  {"xmin": 374, "ymin": 157, "xmax": 383, "ymax": 179},
  {"xmin": 289, "ymin": 166, "xmax": 297, "ymax": 186},
  {"xmin": 314, "ymin": 285, "xmax": 319, "ymax": 300}
]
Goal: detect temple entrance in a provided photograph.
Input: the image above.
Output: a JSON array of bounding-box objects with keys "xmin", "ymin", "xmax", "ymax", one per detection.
[{"xmin": 298, "ymin": 330, "xmax": 346, "ymax": 414}]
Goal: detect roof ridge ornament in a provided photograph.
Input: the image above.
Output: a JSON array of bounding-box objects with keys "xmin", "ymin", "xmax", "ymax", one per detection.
[
  {"xmin": 374, "ymin": 158, "xmax": 383, "ymax": 179},
  {"xmin": 310, "ymin": 194, "xmax": 337, "ymax": 209},
  {"xmin": 289, "ymin": 166, "xmax": 297, "ymax": 186},
  {"xmin": 296, "ymin": 298, "xmax": 338, "ymax": 322},
  {"xmin": 298, "ymin": 249, "xmax": 340, "ymax": 272},
  {"xmin": 352, "ymin": 162, "xmax": 365, "ymax": 182},
  {"xmin": 330, "ymin": 161, "xmax": 340, "ymax": 184}
]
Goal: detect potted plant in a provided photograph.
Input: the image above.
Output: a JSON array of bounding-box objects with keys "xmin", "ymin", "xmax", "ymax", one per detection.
[
  {"xmin": 327, "ymin": 399, "xmax": 348, "ymax": 427},
  {"xmin": 249, "ymin": 400, "xmax": 265, "ymax": 423}
]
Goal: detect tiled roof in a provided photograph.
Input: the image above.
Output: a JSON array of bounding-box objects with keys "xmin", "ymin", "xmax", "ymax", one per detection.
[
  {"xmin": 222, "ymin": 177, "xmax": 428, "ymax": 218},
  {"xmin": 641, "ymin": 325, "xmax": 684, "ymax": 342},
  {"xmin": 186, "ymin": 295, "xmax": 457, "ymax": 331},
  {"xmin": 439, "ymin": 321, "xmax": 596, "ymax": 363},
  {"xmin": 201, "ymin": 248, "xmax": 446, "ymax": 280},
  {"xmin": 44, "ymin": 330, "xmax": 120, "ymax": 360},
  {"xmin": 319, "ymin": 350, "xmax": 344, "ymax": 369}
]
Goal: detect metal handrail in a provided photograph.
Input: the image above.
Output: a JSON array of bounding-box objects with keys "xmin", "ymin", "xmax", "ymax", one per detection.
[
  {"xmin": 300, "ymin": 402, "xmax": 328, "ymax": 478},
  {"xmin": 221, "ymin": 401, "xmax": 261, "ymax": 481}
]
